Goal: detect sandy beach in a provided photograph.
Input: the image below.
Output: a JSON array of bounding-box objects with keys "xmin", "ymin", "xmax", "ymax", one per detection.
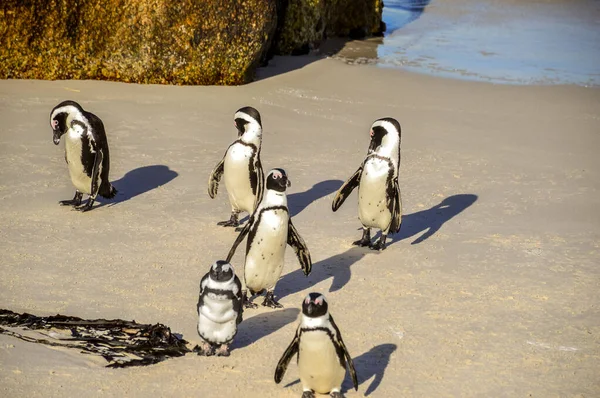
[{"xmin": 1, "ymin": 53, "xmax": 599, "ymax": 397}]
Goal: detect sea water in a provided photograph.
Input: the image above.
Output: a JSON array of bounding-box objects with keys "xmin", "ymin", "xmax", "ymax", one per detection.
[{"xmin": 377, "ymin": 0, "xmax": 600, "ymax": 86}]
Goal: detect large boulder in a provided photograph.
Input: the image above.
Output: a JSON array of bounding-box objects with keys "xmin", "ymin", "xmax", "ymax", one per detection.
[
  {"xmin": 0, "ymin": 0, "xmax": 383, "ymax": 84},
  {"xmin": 0, "ymin": 0, "xmax": 277, "ymax": 85},
  {"xmin": 274, "ymin": 0, "xmax": 384, "ymax": 55}
]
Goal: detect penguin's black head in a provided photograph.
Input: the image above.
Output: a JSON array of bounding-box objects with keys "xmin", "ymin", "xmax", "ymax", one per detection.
[
  {"xmin": 266, "ymin": 168, "xmax": 291, "ymax": 192},
  {"xmin": 50, "ymin": 100, "xmax": 84, "ymax": 145},
  {"xmin": 234, "ymin": 106, "xmax": 262, "ymax": 136},
  {"xmin": 209, "ymin": 260, "xmax": 234, "ymax": 282},
  {"xmin": 302, "ymin": 292, "xmax": 328, "ymax": 318},
  {"xmin": 368, "ymin": 117, "xmax": 401, "ymax": 154}
]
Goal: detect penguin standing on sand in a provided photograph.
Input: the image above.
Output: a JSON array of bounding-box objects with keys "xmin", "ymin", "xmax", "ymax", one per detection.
[
  {"xmin": 332, "ymin": 117, "xmax": 403, "ymax": 250},
  {"xmin": 50, "ymin": 100, "xmax": 117, "ymax": 212},
  {"xmin": 196, "ymin": 260, "xmax": 243, "ymax": 357},
  {"xmin": 208, "ymin": 106, "xmax": 264, "ymax": 227},
  {"xmin": 274, "ymin": 292, "xmax": 358, "ymax": 398},
  {"xmin": 226, "ymin": 168, "xmax": 312, "ymax": 309}
]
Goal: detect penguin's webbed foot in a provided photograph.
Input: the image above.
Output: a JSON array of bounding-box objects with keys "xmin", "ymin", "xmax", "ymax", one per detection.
[
  {"xmin": 59, "ymin": 192, "xmax": 83, "ymax": 207},
  {"xmin": 262, "ymin": 291, "xmax": 283, "ymax": 309},
  {"xmin": 243, "ymin": 298, "xmax": 258, "ymax": 309},
  {"xmin": 75, "ymin": 200, "xmax": 95, "ymax": 213},
  {"xmin": 242, "ymin": 292, "xmax": 258, "ymax": 309},
  {"xmin": 217, "ymin": 212, "xmax": 239, "ymax": 227},
  {"xmin": 370, "ymin": 234, "xmax": 387, "ymax": 251},
  {"xmin": 302, "ymin": 391, "xmax": 316, "ymax": 398},
  {"xmin": 193, "ymin": 341, "xmax": 215, "ymax": 356},
  {"xmin": 352, "ymin": 228, "xmax": 371, "ymax": 247},
  {"xmin": 352, "ymin": 237, "xmax": 371, "ymax": 247},
  {"xmin": 215, "ymin": 344, "xmax": 230, "ymax": 357},
  {"xmin": 330, "ymin": 391, "xmax": 344, "ymax": 398}
]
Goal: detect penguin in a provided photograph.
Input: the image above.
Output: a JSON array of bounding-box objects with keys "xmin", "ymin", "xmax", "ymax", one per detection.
[
  {"xmin": 226, "ymin": 168, "xmax": 312, "ymax": 309},
  {"xmin": 208, "ymin": 106, "xmax": 264, "ymax": 227},
  {"xmin": 50, "ymin": 100, "xmax": 117, "ymax": 212},
  {"xmin": 332, "ymin": 117, "xmax": 403, "ymax": 250},
  {"xmin": 274, "ymin": 292, "xmax": 358, "ymax": 398},
  {"xmin": 196, "ymin": 260, "xmax": 243, "ymax": 357}
]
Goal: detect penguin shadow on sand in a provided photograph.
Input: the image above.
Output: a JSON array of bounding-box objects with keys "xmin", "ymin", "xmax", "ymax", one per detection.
[
  {"xmin": 232, "ymin": 308, "xmax": 300, "ymax": 351},
  {"xmin": 276, "ymin": 194, "xmax": 477, "ymax": 299},
  {"xmin": 288, "ymin": 179, "xmax": 343, "ymax": 217},
  {"xmin": 96, "ymin": 165, "xmax": 178, "ymax": 207},
  {"xmin": 387, "ymin": 193, "xmax": 478, "ymax": 246},
  {"xmin": 285, "ymin": 344, "xmax": 397, "ymax": 396},
  {"xmin": 343, "ymin": 343, "xmax": 398, "ymax": 395},
  {"xmin": 235, "ymin": 179, "xmax": 342, "ymax": 228}
]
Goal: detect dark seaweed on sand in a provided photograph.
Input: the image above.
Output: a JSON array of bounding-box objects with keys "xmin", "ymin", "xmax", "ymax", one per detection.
[{"xmin": 0, "ymin": 309, "xmax": 190, "ymax": 368}]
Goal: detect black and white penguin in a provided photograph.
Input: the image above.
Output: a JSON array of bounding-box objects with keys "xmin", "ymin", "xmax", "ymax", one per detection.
[
  {"xmin": 50, "ymin": 100, "xmax": 117, "ymax": 212},
  {"xmin": 226, "ymin": 168, "xmax": 312, "ymax": 308},
  {"xmin": 274, "ymin": 293, "xmax": 358, "ymax": 398},
  {"xmin": 196, "ymin": 260, "xmax": 243, "ymax": 357},
  {"xmin": 208, "ymin": 106, "xmax": 264, "ymax": 227},
  {"xmin": 332, "ymin": 117, "xmax": 403, "ymax": 250}
]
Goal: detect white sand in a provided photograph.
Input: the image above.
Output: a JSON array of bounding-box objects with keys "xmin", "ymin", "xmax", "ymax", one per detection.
[{"xmin": 0, "ymin": 57, "xmax": 599, "ymax": 397}]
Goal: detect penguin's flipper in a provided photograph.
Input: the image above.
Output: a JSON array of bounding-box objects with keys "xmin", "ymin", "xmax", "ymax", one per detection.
[
  {"xmin": 274, "ymin": 328, "xmax": 300, "ymax": 384},
  {"xmin": 254, "ymin": 157, "xmax": 265, "ymax": 209},
  {"xmin": 226, "ymin": 218, "xmax": 252, "ymax": 262},
  {"xmin": 90, "ymin": 148, "xmax": 104, "ymax": 197},
  {"xmin": 330, "ymin": 315, "xmax": 359, "ymax": 391},
  {"xmin": 388, "ymin": 177, "xmax": 402, "ymax": 234},
  {"xmin": 332, "ymin": 167, "xmax": 363, "ymax": 212},
  {"xmin": 233, "ymin": 275, "xmax": 243, "ymax": 324},
  {"xmin": 208, "ymin": 157, "xmax": 225, "ymax": 198},
  {"xmin": 197, "ymin": 273, "xmax": 209, "ymax": 314},
  {"xmin": 287, "ymin": 220, "xmax": 312, "ymax": 276}
]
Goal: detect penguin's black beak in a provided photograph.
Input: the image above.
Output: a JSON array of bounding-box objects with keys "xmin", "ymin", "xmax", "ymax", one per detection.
[
  {"xmin": 368, "ymin": 138, "xmax": 377, "ymax": 154},
  {"xmin": 286, "ymin": 179, "xmax": 291, "ymax": 188},
  {"xmin": 53, "ymin": 129, "xmax": 61, "ymax": 145},
  {"xmin": 306, "ymin": 302, "xmax": 315, "ymax": 316}
]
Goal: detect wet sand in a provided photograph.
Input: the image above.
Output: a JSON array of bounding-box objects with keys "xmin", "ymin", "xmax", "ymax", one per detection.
[
  {"xmin": 339, "ymin": 0, "xmax": 600, "ymax": 86},
  {"xmin": 0, "ymin": 57, "xmax": 599, "ymax": 397}
]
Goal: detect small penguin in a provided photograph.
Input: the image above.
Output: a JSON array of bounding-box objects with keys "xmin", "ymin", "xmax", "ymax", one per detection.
[
  {"xmin": 274, "ymin": 293, "xmax": 358, "ymax": 398},
  {"xmin": 196, "ymin": 260, "xmax": 243, "ymax": 357},
  {"xmin": 50, "ymin": 100, "xmax": 117, "ymax": 212},
  {"xmin": 226, "ymin": 168, "xmax": 312, "ymax": 309},
  {"xmin": 208, "ymin": 106, "xmax": 264, "ymax": 227},
  {"xmin": 332, "ymin": 117, "xmax": 403, "ymax": 250}
]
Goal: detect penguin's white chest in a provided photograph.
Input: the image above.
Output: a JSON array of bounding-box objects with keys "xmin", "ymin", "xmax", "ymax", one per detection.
[
  {"xmin": 358, "ymin": 158, "xmax": 392, "ymax": 230},
  {"xmin": 245, "ymin": 209, "xmax": 288, "ymax": 293},
  {"xmin": 224, "ymin": 143, "xmax": 256, "ymax": 213},
  {"xmin": 197, "ymin": 293, "xmax": 238, "ymax": 344},
  {"xmin": 64, "ymin": 130, "xmax": 92, "ymax": 194},
  {"xmin": 298, "ymin": 331, "xmax": 346, "ymax": 394}
]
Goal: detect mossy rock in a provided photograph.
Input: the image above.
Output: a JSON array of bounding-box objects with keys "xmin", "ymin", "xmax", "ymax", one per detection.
[
  {"xmin": 0, "ymin": 0, "xmax": 277, "ymax": 85},
  {"xmin": 274, "ymin": 0, "xmax": 384, "ymax": 55}
]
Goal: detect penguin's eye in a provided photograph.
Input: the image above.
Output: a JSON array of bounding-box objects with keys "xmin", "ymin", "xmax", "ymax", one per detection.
[
  {"xmin": 305, "ymin": 297, "xmax": 311, "ymax": 304},
  {"xmin": 370, "ymin": 130, "xmax": 374, "ymax": 137},
  {"xmin": 51, "ymin": 119, "xmax": 58, "ymax": 129},
  {"xmin": 315, "ymin": 297, "xmax": 322, "ymax": 305},
  {"xmin": 273, "ymin": 174, "xmax": 279, "ymax": 180}
]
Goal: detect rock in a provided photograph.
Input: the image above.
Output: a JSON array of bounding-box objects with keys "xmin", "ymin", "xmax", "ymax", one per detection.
[
  {"xmin": 273, "ymin": 0, "xmax": 384, "ymax": 55},
  {"xmin": 0, "ymin": 0, "xmax": 383, "ymax": 85},
  {"xmin": 0, "ymin": 0, "xmax": 277, "ymax": 85}
]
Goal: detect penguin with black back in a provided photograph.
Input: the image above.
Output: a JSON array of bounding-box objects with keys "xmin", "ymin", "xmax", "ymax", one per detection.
[
  {"xmin": 196, "ymin": 260, "xmax": 243, "ymax": 357},
  {"xmin": 274, "ymin": 292, "xmax": 358, "ymax": 398},
  {"xmin": 50, "ymin": 100, "xmax": 117, "ymax": 212},
  {"xmin": 208, "ymin": 106, "xmax": 264, "ymax": 227},
  {"xmin": 332, "ymin": 117, "xmax": 403, "ymax": 250},
  {"xmin": 226, "ymin": 168, "xmax": 312, "ymax": 309}
]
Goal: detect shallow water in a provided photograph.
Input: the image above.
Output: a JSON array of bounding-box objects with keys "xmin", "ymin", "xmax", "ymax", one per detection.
[{"xmin": 377, "ymin": 0, "xmax": 600, "ymax": 86}]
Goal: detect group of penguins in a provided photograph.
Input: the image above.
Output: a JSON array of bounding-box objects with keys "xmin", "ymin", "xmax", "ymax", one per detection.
[{"xmin": 49, "ymin": 101, "xmax": 403, "ymax": 398}]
